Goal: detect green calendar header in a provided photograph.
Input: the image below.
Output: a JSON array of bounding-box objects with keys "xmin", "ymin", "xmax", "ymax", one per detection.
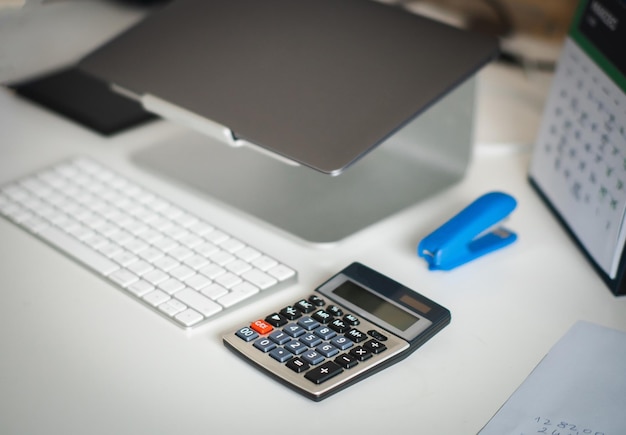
[{"xmin": 570, "ymin": 0, "xmax": 626, "ymax": 92}]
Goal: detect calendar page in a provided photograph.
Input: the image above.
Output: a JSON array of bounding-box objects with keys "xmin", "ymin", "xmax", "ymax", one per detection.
[{"xmin": 529, "ymin": 0, "xmax": 626, "ymax": 286}]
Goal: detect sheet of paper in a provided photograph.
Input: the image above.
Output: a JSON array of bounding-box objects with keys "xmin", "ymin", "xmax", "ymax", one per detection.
[{"xmin": 479, "ymin": 321, "xmax": 626, "ymax": 435}]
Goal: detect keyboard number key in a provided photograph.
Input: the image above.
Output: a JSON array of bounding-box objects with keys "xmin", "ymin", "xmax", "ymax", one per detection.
[{"xmin": 253, "ymin": 337, "xmax": 276, "ymax": 353}]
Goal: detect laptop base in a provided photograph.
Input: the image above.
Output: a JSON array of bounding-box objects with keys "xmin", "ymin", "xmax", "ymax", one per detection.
[{"xmin": 132, "ymin": 79, "xmax": 475, "ymax": 244}]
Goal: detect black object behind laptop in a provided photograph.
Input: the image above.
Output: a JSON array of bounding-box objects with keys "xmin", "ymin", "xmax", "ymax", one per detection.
[{"xmin": 12, "ymin": 67, "xmax": 156, "ymax": 135}]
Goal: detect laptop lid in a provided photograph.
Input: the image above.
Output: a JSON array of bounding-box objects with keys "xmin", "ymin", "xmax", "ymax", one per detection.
[{"xmin": 79, "ymin": 0, "xmax": 498, "ymax": 174}]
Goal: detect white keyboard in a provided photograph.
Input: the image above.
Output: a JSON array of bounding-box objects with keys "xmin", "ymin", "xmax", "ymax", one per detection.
[{"xmin": 0, "ymin": 157, "xmax": 297, "ymax": 329}]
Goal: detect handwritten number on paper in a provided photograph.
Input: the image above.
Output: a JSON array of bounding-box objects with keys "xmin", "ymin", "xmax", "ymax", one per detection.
[{"xmin": 533, "ymin": 417, "xmax": 605, "ymax": 435}]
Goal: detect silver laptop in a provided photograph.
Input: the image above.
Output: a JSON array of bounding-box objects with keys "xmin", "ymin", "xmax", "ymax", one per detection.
[
  {"xmin": 79, "ymin": 0, "xmax": 497, "ymax": 174},
  {"xmin": 78, "ymin": 0, "xmax": 498, "ymax": 243}
]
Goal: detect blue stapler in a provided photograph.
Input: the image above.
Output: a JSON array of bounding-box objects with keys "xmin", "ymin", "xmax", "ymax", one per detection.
[{"xmin": 417, "ymin": 192, "xmax": 517, "ymax": 270}]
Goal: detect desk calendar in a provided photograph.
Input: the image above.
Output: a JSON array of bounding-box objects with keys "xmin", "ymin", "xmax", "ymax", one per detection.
[{"xmin": 529, "ymin": 0, "xmax": 626, "ymax": 295}]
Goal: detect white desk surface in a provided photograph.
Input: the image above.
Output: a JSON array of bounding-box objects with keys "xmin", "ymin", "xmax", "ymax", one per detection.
[{"xmin": 2, "ymin": 6, "xmax": 626, "ymax": 435}]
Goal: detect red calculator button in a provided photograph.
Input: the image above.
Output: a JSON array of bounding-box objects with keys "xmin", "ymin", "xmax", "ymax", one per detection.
[{"xmin": 251, "ymin": 319, "xmax": 273, "ymax": 335}]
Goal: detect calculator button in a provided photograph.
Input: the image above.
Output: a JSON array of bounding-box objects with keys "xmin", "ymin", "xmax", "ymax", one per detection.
[
  {"xmin": 265, "ymin": 313, "xmax": 288, "ymax": 327},
  {"xmin": 327, "ymin": 305, "xmax": 343, "ymax": 317},
  {"xmin": 250, "ymin": 319, "xmax": 273, "ymax": 335},
  {"xmin": 308, "ymin": 295, "xmax": 325, "ymax": 306},
  {"xmin": 304, "ymin": 361, "xmax": 343, "ymax": 384},
  {"xmin": 343, "ymin": 313, "xmax": 360, "ymax": 325},
  {"xmin": 334, "ymin": 353, "xmax": 358, "ymax": 369},
  {"xmin": 364, "ymin": 339, "xmax": 387, "ymax": 354},
  {"xmin": 300, "ymin": 333, "xmax": 322, "ymax": 348},
  {"xmin": 280, "ymin": 306, "xmax": 302, "ymax": 320},
  {"xmin": 349, "ymin": 346, "xmax": 372, "ymax": 361},
  {"xmin": 345, "ymin": 328, "xmax": 367, "ymax": 343},
  {"xmin": 302, "ymin": 350, "xmax": 325, "ymax": 365},
  {"xmin": 314, "ymin": 326, "xmax": 336, "ymax": 340},
  {"xmin": 312, "ymin": 309, "xmax": 333, "ymax": 324},
  {"xmin": 294, "ymin": 299, "xmax": 315, "ymax": 313},
  {"xmin": 329, "ymin": 318, "xmax": 349, "ymax": 333},
  {"xmin": 285, "ymin": 340, "xmax": 308, "ymax": 355},
  {"xmin": 253, "ymin": 337, "xmax": 276, "ymax": 353},
  {"xmin": 297, "ymin": 316, "xmax": 320, "ymax": 331},
  {"xmin": 330, "ymin": 336, "xmax": 354, "ymax": 350},
  {"xmin": 286, "ymin": 358, "xmax": 310, "ymax": 373},
  {"xmin": 269, "ymin": 347, "xmax": 293, "ymax": 363},
  {"xmin": 316, "ymin": 343, "xmax": 339, "ymax": 358},
  {"xmin": 269, "ymin": 330, "xmax": 291, "ymax": 345},
  {"xmin": 368, "ymin": 330, "xmax": 388, "ymax": 341},
  {"xmin": 235, "ymin": 327, "xmax": 259, "ymax": 342},
  {"xmin": 284, "ymin": 323, "xmax": 306, "ymax": 338}
]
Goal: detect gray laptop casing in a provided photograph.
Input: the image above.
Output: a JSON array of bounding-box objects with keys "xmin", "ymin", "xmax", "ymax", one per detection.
[{"xmin": 79, "ymin": 0, "xmax": 498, "ymax": 174}]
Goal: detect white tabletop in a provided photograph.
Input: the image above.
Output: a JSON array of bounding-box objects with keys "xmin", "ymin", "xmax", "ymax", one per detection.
[{"xmin": 1, "ymin": 4, "xmax": 625, "ymax": 435}]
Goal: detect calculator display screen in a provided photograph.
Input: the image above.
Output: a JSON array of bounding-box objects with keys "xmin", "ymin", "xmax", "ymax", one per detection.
[{"xmin": 333, "ymin": 280, "xmax": 419, "ymax": 331}]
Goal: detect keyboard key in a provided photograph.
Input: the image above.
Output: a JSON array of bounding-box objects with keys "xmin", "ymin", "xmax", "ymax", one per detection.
[
  {"xmin": 268, "ymin": 264, "xmax": 296, "ymax": 281},
  {"xmin": 241, "ymin": 269, "xmax": 277, "ymax": 290},
  {"xmin": 143, "ymin": 269, "xmax": 170, "ymax": 286},
  {"xmin": 158, "ymin": 299, "xmax": 187, "ymax": 317},
  {"xmin": 158, "ymin": 278, "xmax": 185, "ymax": 295},
  {"xmin": 143, "ymin": 289, "xmax": 170, "ymax": 307},
  {"xmin": 109, "ymin": 269, "xmax": 139, "ymax": 288},
  {"xmin": 216, "ymin": 281, "xmax": 259, "ymax": 308},
  {"xmin": 174, "ymin": 288, "xmax": 222, "ymax": 317},
  {"xmin": 215, "ymin": 272, "xmax": 243, "ymax": 289},
  {"xmin": 127, "ymin": 280, "xmax": 154, "ymax": 297},
  {"xmin": 174, "ymin": 308, "xmax": 204, "ymax": 327},
  {"xmin": 184, "ymin": 273, "xmax": 211, "ymax": 291},
  {"xmin": 200, "ymin": 283, "xmax": 228, "ymax": 300}
]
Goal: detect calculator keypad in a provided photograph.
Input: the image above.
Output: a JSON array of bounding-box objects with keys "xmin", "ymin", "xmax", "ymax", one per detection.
[{"xmin": 223, "ymin": 293, "xmax": 410, "ymax": 399}]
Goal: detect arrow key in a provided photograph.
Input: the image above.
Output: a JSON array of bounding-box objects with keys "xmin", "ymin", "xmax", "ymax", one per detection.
[{"xmin": 265, "ymin": 312, "xmax": 288, "ymax": 327}]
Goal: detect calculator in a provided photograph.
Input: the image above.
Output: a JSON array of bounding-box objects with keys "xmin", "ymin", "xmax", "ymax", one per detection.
[{"xmin": 223, "ymin": 262, "xmax": 451, "ymax": 401}]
